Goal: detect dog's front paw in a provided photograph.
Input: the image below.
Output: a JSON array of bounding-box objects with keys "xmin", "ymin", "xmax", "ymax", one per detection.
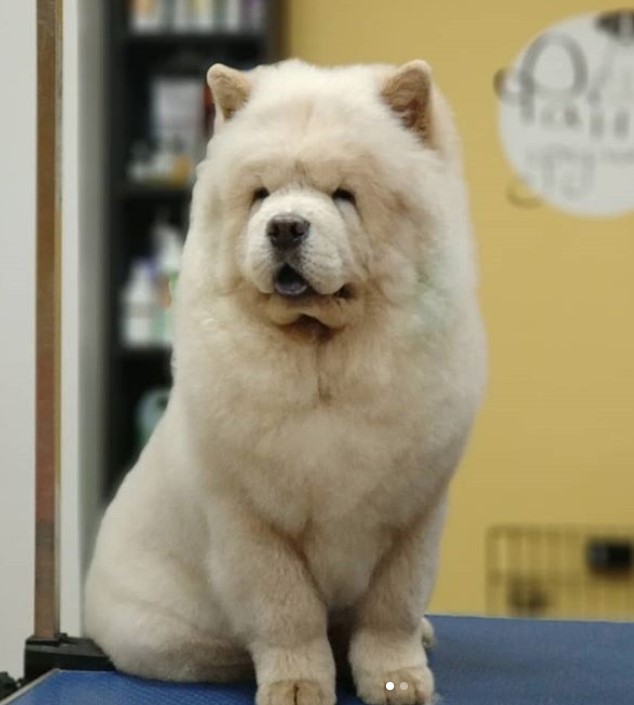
[
  {"xmin": 256, "ymin": 679, "xmax": 336, "ymax": 705},
  {"xmin": 349, "ymin": 627, "xmax": 434, "ymax": 705},
  {"xmin": 355, "ymin": 666, "xmax": 434, "ymax": 705}
]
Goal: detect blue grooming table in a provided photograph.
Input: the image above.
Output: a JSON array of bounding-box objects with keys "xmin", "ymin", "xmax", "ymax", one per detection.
[{"xmin": 9, "ymin": 616, "xmax": 634, "ymax": 705}]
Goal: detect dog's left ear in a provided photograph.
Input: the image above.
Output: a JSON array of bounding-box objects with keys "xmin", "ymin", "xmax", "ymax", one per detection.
[
  {"xmin": 207, "ymin": 63, "xmax": 252, "ymax": 121},
  {"xmin": 381, "ymin": 60, "xmax": 433, "ymax": 143}
]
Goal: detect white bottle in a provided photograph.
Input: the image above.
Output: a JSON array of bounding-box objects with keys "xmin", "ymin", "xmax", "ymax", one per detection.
[
  {"xmin": 243, "ymin": 0, "xmax": 264, "ymax": 30},
  {"xmin": 224, "ymin": 0, "xmax": 241, "ymax": 31},
  {"xmin": 150, "ymin": 138, "xmax": 173, "ymax": 182},
  {"xmin": 127, "ymin": 141, "xmax": 152, "ymax": 183},
  {"xmin": 172, "ymin": 0, "xmax": 193, "ymax": 31},
  {"xmin": 121, "ymin": 260, "xmax": 158, "ymax": 347},
  {"xmin": 153, "ymin": 216, "xmax": 184, "ymax": 344},
  {"xmin": 130, "ymin": 0, "xmax": 167, "ymax": 33},
  {"xmin": 191, "ymin": 0, "xmax": 216, "ymax": 30}
]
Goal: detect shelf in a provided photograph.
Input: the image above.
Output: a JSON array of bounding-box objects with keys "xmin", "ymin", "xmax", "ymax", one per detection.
[
  {"xmin": 120, "ymin": 183, "xmax": 193, "ymax": 200},
  {"xmin": 123, "ymin": 30, "xmax": 265, "ymax": 46},
  {"xmin": 104, "ymin": 0, "xmax": 280, "ymax": 499},
  {"xmin": 117, "ymin": 345, "xmax": 173, "ymax": 359}
]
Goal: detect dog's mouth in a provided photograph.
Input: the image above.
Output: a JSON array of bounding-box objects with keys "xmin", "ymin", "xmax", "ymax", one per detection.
[
  {"xmin": 273, "ymin": 265, "xmax": 352, "ymax": 301},
  {"xmin": 274, "ymin": 265, "xmax": 314, "ymax": 298}
]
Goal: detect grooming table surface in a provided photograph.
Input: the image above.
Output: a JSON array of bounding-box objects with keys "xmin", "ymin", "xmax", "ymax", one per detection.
[{"xmin": 12, "ymin": 616, "xmax": 634, "ymax": 705}]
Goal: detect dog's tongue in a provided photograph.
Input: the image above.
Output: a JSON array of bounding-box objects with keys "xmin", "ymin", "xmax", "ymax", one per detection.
[{"xmin": 274, "ymin": 265, "xmax": 312, "ymax": 298}]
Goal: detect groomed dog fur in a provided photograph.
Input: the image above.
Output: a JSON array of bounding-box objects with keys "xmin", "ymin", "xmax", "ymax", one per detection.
[{"xmin": 85, "ymin": 59, "xmax": 487, "ymax": 705}]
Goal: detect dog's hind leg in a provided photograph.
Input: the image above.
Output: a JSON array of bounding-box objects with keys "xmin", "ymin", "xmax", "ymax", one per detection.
[
  {"xmin": 421, "ymin": 616, "xmax": 436, "ymax": 649},
  {"xmin": 85, "ymin": 591, "xmax": 253, "ymax": 683}
]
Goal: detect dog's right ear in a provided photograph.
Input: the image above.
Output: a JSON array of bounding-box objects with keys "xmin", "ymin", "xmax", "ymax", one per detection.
[{"xmin": 207, "ymin": 64, "xmax": 252, "ymax": 122}]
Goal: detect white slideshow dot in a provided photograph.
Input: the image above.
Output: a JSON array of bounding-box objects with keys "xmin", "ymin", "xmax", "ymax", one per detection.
[
  {"xmin": 399, "ymin": 682, "xmax": 409, "ymax": 691},
  {"xmin": 385, "ymin": 681, "xmax": 395, "ymax": 691}
]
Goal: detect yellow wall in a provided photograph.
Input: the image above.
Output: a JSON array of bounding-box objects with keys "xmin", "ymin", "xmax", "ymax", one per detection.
[{"xmin": 287, "ymin": 1, "xmax": 634, "ymax": 614}]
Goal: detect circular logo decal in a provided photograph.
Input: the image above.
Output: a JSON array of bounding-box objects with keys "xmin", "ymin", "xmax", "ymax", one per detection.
[{"xmin": 498, "ymin": 10, "xmax": 634, "ymax": 217}]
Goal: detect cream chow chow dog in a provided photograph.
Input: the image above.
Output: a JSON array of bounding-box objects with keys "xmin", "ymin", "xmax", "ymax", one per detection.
[{"xmin": 85, "ymin": 59, "xmax": 486, "ymax": 705}]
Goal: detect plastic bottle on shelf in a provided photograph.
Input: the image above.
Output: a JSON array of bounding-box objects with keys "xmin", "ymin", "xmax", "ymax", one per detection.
[
  {"xmin": 242, "ymin": 0, "xmax": 264, "ymax": 30},
  {"xmin": 152, "ymin": 214, "xmax": 184, "ymax": 344},
  {"xmin": 136, "ymin": 388, "xmax": 171, "ymax": 450},
  {"xmin": 225, "ymin": 0, "xmax": 242, "ymax": 31},
  {"xmin": 172, "ymin": 0, "xmax": 192, "ymax": 31},
  {"xmin": 129, "ymin": 0, "xmax": 168, "ymax": 33},
  {"xmin": 121, "ymin": 259, "xmax": 159, "ymax": 348},
  {"xmin": 190, "ymin": 0, "xmax": 217, "ymax": 30},
  {"xmin": 127, "ymin": 141, "xmax": 153, "ymax": 183},
  {"xmin": 169, "ymin": 137, "xmax": 193, "ymax": 185}
]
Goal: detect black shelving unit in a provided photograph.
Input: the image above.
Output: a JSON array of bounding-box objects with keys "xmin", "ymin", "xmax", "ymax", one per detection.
[{"xmin": 104, "ymin": 1, "xmax": 283, "ymax": 500}]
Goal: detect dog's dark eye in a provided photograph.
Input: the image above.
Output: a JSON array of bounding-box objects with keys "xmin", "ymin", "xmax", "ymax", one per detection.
[
  {"xmin": 253, "ymin": 187, "xmax": 270, "ymax": 203},
  {"xmin": 332, "ymin": 188, "xmax": 356, "ymax": 205}
]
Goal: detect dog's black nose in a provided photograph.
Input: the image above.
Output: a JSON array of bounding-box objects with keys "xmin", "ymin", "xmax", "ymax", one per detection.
[{"xmin": 267, "ymin": 215, "xmax": 309, "ymax": 250}]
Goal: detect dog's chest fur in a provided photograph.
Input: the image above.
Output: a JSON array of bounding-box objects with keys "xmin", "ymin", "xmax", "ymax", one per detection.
[
  {"xmin": 176, "ymin": 303, "xmax": 479, "ymax": 613},
  {"xmin": 301, "ymin": 517, "xmax": 393, "ymax": 609},
  {"xmin": 200, "ymin": 345, "xmax": 442, "ymax": 610}
]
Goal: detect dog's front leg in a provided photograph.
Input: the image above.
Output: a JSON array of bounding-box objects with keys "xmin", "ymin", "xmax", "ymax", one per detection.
[
  {"xmin": 208, "ymin": 499, "xmax": 336, "ymax": 705},
  {"xmin": 348, "ymin": 494, "xmax": 448, "ymax": 705}
]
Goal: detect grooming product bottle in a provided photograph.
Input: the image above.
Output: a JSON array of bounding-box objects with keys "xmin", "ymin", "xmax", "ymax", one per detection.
[
  {"xmin": 242, "ymin": 0, "xmax": 264, "ymax": 30},
  {"xmin": 225, "ymin": 0, "xmax": 241, "ymax": 30},
  {"xmin": 172, "ymin": 0, "xmax": 192, "ymax": 31},
  {"xmin": 129, "ymin": 0, "xmax": 167, "ymax": 32},
  {"xmin": 191, "ymin": 0, "xmax": 217, "ymax": 30},
  {"xmin": 121, "ymin": 260, "xmax": 158, "ymax": 347},
  {"xmin": 152, "ymin": 214, "xmax": 184, "ymax": 344}
]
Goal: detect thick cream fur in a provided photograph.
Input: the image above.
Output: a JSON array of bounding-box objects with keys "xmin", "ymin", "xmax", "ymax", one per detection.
[{"xmin": 84, "ymin": 60, "xmax": 487, "ymax": 705}]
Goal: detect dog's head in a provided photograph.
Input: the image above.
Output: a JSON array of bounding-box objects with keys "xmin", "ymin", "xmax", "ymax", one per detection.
[{"xmin": 183, "ymin": 60, "xmax": 469, "ymax": 337}]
